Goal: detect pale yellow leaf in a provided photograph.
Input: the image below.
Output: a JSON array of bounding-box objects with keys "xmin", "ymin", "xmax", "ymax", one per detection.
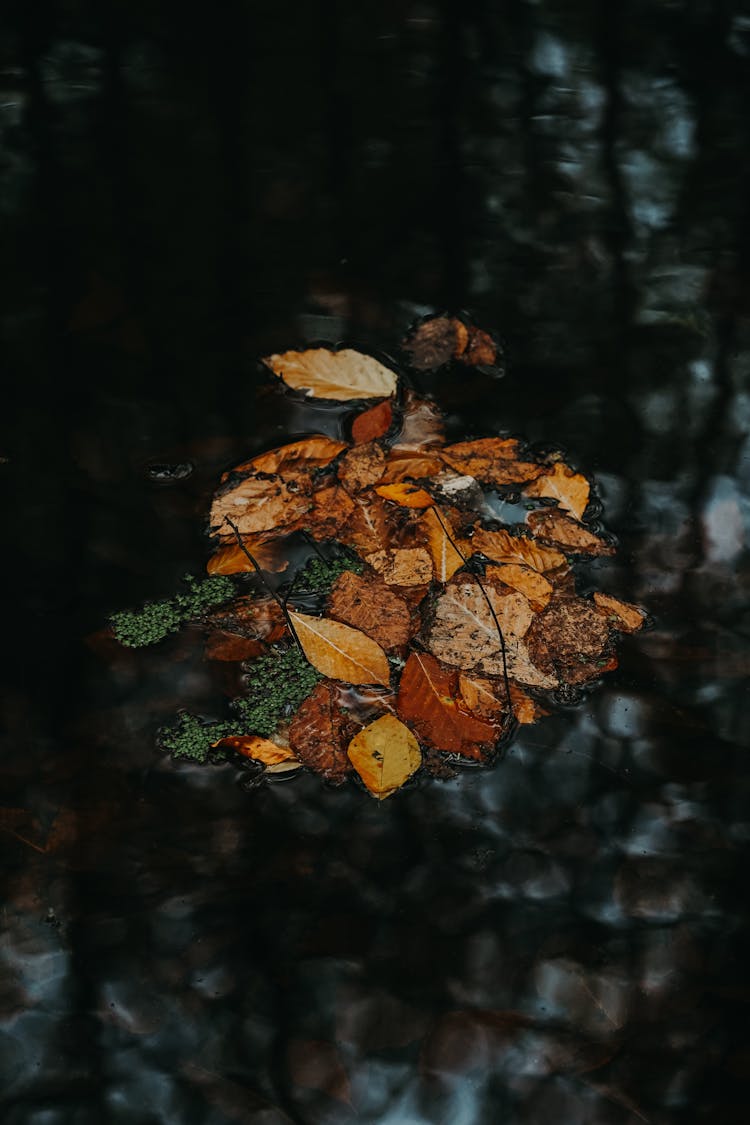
[
  {"xmin": 524, "ymin": 463, "xmax": 590, "ymax": 521},
  {"xmin": 418, "ymin": 507, "xmax": 465, "ymax": 581},
  {"xmin": 289, "ymin": 612, "xmax": 391, "ymax": 686},
  {"xmin": 347, "ymin": 714, "xmax": 422, "ymax": 799},
  {"xmin": 263, "ymin": 348, "xmax": 398, "ymax": 401}
]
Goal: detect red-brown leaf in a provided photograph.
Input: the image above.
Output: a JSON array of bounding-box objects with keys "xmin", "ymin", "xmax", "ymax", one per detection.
[{"xmin": 397, "ymin": 651, "xmax": 500, "ymax": 759}]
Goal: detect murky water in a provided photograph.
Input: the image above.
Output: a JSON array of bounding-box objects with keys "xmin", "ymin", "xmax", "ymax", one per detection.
[{"xmin": 2, "ymin": 3, "xmax": 749, "ymax": 1123}]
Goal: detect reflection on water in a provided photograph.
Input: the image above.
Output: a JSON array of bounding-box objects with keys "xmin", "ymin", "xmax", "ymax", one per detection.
[{"xmin": 2, "ymin": 2, "xmax": 749, "ymax": 1123}]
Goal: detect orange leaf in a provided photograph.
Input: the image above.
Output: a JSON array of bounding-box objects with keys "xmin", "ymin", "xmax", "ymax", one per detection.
[
  {"xmin": 295, "ymin": 485, "xmax": 356, "ymax": 539},
  {"xmin": 375, "ymin": 482, "xmax": 435, "ymax": 509},
  {"xmin": 263, "ymin": 348, "xmax": 398, "ymax": 400},
  {"xmin": 380, "ymin": 453, "xmax": 445, "ymax": 483},
  {"xmin": 351, "ymin": 400, "xmax": 393, "ymax": 443},
  {"xmin": 289, "ymin": 612, "xmax": 391, "ymax": 686},
  {"xmin": 457, "ymin": 673, "xmax": 507, "ymax": 720},
  {"xmin": 397, "ymin": 652, "xmax": 500, "ymax": 759},
  {"xmin": 466, "ymin": 528, "xmax": 567, "ymax": 572},
  {"xmin": 418, "ymin": 507, "xmax": 465, "ymax": 581},
  {"xmin": 365, "ymin": 548, "xmax": 433, "ymax": 586},
  {"xmin": 213, "ymin": 735, "xmax": 298, "ymax": 766},
  {"xmin": 339, "ymin": 493, "xmax": 401, "ymax": 556},
  {"xmin": 347, "ymin": 714, "xmax": 422, "ymax": 798},
  {"xmin": 593, "ymin": 593, "xmax": 646, "ymax": 633},
  {"xmin": 224, "ymin": 435, "xmax": 347, "ymax": 482},
  {"xmin": 485, "ymin": 563, "xmax": 553, "ymax": 609},
  {"xmin": 337, "ymin": 442, "xmax": 386, "ymax": 493},
  {"xmin": 327, "ymin": 570, "xmax": 413, "ymax": 651},
  {"xmin": 524, "ymin": 463, "xmax": 590, "ymax": 521},
  {"xmin": 527, "ymin": 509, "xmax": 614, "ymax": 555},
  {"xmin": 508, "ymin": 683, "xmax": 548, "ymax": 725},
  {"xmin": 440, "ymin": 438, "xmax": 544, "ymax": 487},
  {"xmin": 209, "ymin": 475, "xmax": 310, "ymax": 539},
  {"xmin": 206, "ymin": 539, "xmax": 289, "ymax": 575}
]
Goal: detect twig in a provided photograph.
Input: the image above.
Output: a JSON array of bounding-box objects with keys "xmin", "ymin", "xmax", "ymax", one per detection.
[{"xmin": 223, "ymin": 517, "xmax": 302, "ymax": 651}]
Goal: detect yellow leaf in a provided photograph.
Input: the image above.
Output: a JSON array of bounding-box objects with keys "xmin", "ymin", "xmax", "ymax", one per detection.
[
  {"xmin": 418, "ymin": 507, "xmax": 465, "ymax": 581},
  {"xmin": 375, "ymin": 482, "xmax": 435, "ymax": 508},
  {"xmin": 289, "ymin": 612, "xmax": 391, "ymax": 686},
  {"xmin": 263, "ymin": 348, "xmax": 398, "ymax": 401},
  {"xmin": 347, "ymin": 714, "xmax": 421, "ymax": 799},
  {"xmin": 466, "ymin": 528, "xmax": 567, "ymax": 572},
  {"xmin": 485, "ymin": 563, "xmax": 553, "ymax": 608},
  {"xmin": 212, "ymin": 734, "xmax": 298, "ymax": 766},
  {"xmin": 524, "ymin": 463, "xmax": 590, "ymax": 521}
]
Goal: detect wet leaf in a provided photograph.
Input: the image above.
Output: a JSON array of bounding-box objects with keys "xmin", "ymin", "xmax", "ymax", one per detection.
[
  {"xmin": 207, "ymin": 539, "xmax": 289, "ymax": 575},
  {"xmin": 508, "ymin": 683, "xmax": 548, "ymax": 724},
  {"xmin": 210, "ymin": 474, "xmax": 310, "ymax": 539},
  {"xmin": 402, "ymin": 315, "xmax": 469, "ymax": 369},
  {"xmin": 288, "ymin": 680, "xmax": 359, "ymax": 782},
  {"xmin": 525, "ymin": 598, "xmax": 611, "ymax": 677},
  {"xmin": 339, "ymin": 493, "xmax": 402, "ymax": 556},
  {"xmin": 380, "ymin": 452, "xmax": 445, "ymax": 483},
  {"xmin": 351, "ymin": 399, "xmax": 393, "ymax": 444},
  {"xmin": 527, "ymin": 508, "xmax": 615, "ymax": 555},
  {"xmin": 391, "ymin": 390, "xmax": 445, "ymax": 449},
  {"xmin": 397, "ymin": 652, "xmax": 500, "ymax": 759},
  {"xmin": 440, "ymin": 438, "xmax": 544, "ymax": 487},
  {"xmin": 485, "ymin": 563, "xmax": 554, "ymax": 609},
  {"xmin": 263, "ymin": 348, "xmax": 398, "ymax": 400},
  {"xmin": 224, "ymin": 435, "xmax": 346, "ymax": 484},
  {"xmin": 463, "ymin": 324, "xmax": 498, "ymax": 366},
  {"xmin": 347, "ymin": 714, "xmax": 421, "ymax": 798},
  {"xmin": 289, "ymin": 611, "xmax": 391, "ymax": 686},
  {"xmin": 418, "ymin": 507, "xmax": 466, "ymax": 581},
  {"xmin": 593, "ymin": 593, "xmax": 646, "ymax": 633},
  {"xmin": 375, "ymin": 482, "xmax": 436, "ymax": 508},
  {"xmin": 327, "ymin": 570, "xmax": 413, "ymax": 651},
  {"xmin": 213, "ymin": 734, "xmax": 298, "ymax": 766},
  {"xmin": 466, "ymin": 527, "xmax": 567, "ymax": 572},
  {"xmin": 365, "ymin": 547, "xmax": 433, "ymax": 586},
  {"xmin": 294, "ymin": 485, "xmax": 355, "ymax": 539},
  {"xmin": 457, "ymin": 673, "xmax": 508, "ymax": 720},
  {"xmin": 524, "ymin": 463, "xmax": 590, "ymax": 521},
  {"xmin": 337, "ymin": 442, "xmax": 386, "ymax": 494}
]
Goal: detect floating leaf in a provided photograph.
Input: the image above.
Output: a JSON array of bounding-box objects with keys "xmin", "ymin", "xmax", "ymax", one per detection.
[
  {"xmin": 526, "ymin": 509, "xmax": 615, "ymax": 556},
  {"xmin": 485, "ymin": 563, "xmax": 553, "ymax": 609},
  {"xmin": 525, "ymin": 598, "xmax": 611, "ymax": 678},
  {"xmin": 289, "ymin": 611, "xmax": 391, "ymax": 686},
  {"xmin": 375, "ymin": 482, "xmax": 436, "ymax": 508},
  {"xmin": 347, "ymin": 714, "xmax": 421, "ymax": 799},
  {"xmin": 328, "ymin": 570, "xmax": 413, "ymax": 651},
  {"xmin": 337, "ymin": 442, "xmax": 386, "ymax": 494},
  {"xmin": 402, "ymin": 316, "xmax": 468, "ymax": 370},
  {"xmin": 458, "ymin": 673, "xmax": 508, "ymax": 720},
  {"xmin": 365, "ymin": 547, "xmax": 433, "ymax": 586},
  {"xmin": 295, "ymin": 485, "xmax": 355, "ymax": 539},
  {"xmin": 508, "ymin": 683, "xmax": 548, "ymax": 725},
  {"xmin": 440, "ymin": 438, "xmax": 544, "ymax": 488},
  {"xmin": 289, "ymin": 681, "xmax": 358, "ymax": 782},
  {"xmin": 351, "ymin": 400, "xmax": 393, "ymax": 443},
  {"xmin": 397, "ymin": 652, "xmax": 500, "ymax": 759},
  {"xmin": 380, "ymin": 453, "xmax": 445, "ymax": 483},
  {"xmin": 524, "ymin": 464, "xmax": 590, "ymax": 521},
  {"xmin": 224, "ymin": 435, "xmax": 346, "ymax": 484},
  {"xmin": 466, "ymin": 527, "xmax": 567, "ymax": 572},
  {"xmin": 207, "ymin": 539, "xmax": 289, "ymax": 575},
  {"xmin": 391, "ymin": 390, "xmax": 446, "ymax": 450},
  {"xmin": 418, "ymin": 507, "xmax": 465, "ymax": 581},
  {"xmin": 263, "ymin": 348, "xmax": 398, "ymax": 401},
  {"xmin": 210, "ymin": 475, "xmax": 310, "ymax": 539},
  {"xmin": 213, "ymin": 734, "xmax": 298, "ymax": 766},
  {"xmin": 463, "ymin": 324, "xmax": 498, "ymax": 366},
  {"xmin": 593, "ymin": 593, "xmax": 646, "ymax": 633}
]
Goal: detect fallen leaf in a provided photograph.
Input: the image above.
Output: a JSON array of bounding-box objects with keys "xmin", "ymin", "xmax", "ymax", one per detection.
[
  {"xmin": 339, "ymin": 493, "xmax": 402, "ymax": 556},
  {"xmin": 391, "ymin": 390, "xmax": 445, "ymax": 449},
  {"xmin": 525, "ymin": 598, "xmax": 611, "ymax": 676},
  {"xmin": 485, "ymin": 563, "xmax": 554, "ymax": 609},
  {"xmin": 204, "ymin": 631, "xmax": 268, "ymax": 661},
  {"xmin": 210, "ymin": 474, "xmax": 310, "ymax": 539},
  {"xmin": 464, "ymin": 324, "xmax": 498, "ymax": 366},
  {"xmin": 205, "ymin": 596, "xmax": 287, "ymax": 646},
  {"xmin": 380, "ymin": 452, "xmax": 445, "ymax": 483},
  {"xmin": 337, "ymin": 442, "xmax": 386, "ymax": 493},
  {"xmin": 294, "ymin": 485, "xmax": 355, "ymax": 539},
  {"xmin": 457, "ymin": 673, "xmax": 508, "ymax": 720},
  {"xmin": 375, "ymin": 482, "xmax": 436, "ymax": 509},
  {"xmin": 328, "ymin": 570, "xmax": 413, "ymax": 651},
  {"xmin": 213, "ymin": 734, "xmax": 298, "ymax": 765},
  {"xmin": 440, "ymin": 438, "xmax": 544, "ymax": 488},
  {"xmin": 288, "ymin": 681, "xmax": 359, "ymax": 781},
  {"xmin": 207, "ymin": 539, "xmax": 289, "ymax": 575},
  {"xmin": 365, "ymin": 548, "xmax": 433, "ymax": 586},
  {"xmin": 263, "ymin": 348, "xmax": 398, "ymax": 400},
  {"xmin": 289, "ymin": 612, "xmax": 391, "ymax": 686},
  {"xmin": 402, "ymin": 315, "xmax": 469, "ymax": 369},
  {"xmin": 465, "ymin": 527, "xmax": 567, "ymax": 572},
  {"xmin": 593, "ymin": 593, "xmax": 646, "ymax": 633},
  {"xmin": 351, "ymin": 400, "xmax": 393, "ymax": 444},
  {"xmin": 508, "ymin": 683, "xmax": 548, "ymax": 725},
  {"xmin": 527, "ymin": 509, "xmax": 615, "ymax": 556},
  {"xmin": 397, "ymin": 652, "xmax": 500, "ymax": 759},
  {"xmin": 223, "ymin": 435, "xmax": 346, "ymax": 484},
  {"xmin": 347, "ymin": 714, "xmax": 422, "ymax": 798},
  {"xmin": 524, "ymin": 463, "xmax": 590, "ymax": 521},
  {"xmin": 418, "ymin": 507, "xmax": 466, "ymax": 581}
]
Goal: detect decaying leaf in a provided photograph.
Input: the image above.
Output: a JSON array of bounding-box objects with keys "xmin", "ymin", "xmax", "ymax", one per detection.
[
  {"xmin": 337, "ymin": 442, "xmax": 386, "ymax": 494},
  {"xmin": 264, "ymin": 348, "xmax": 398, "ymax": 401},
  {"xmin": 593, "ymin": 593, "xmax": 646, "ymax": 633},
  {"xmin": 485, "ymin": 563, "xmax": 554, "ymax": 609},
  {"xmin": 402, "ymin": 316, "xmax": 469, "ymax": 370},
  {"xmin": 508, "ymin": 683, "xmax": 548, "ymax": 725},
  {"xmin": 213, "ymin": 734, "xmax": 298, "ymax": 766},
  {"xmin": 289, "ymin": 681, "xmax": 359, "ymax": 782},
  {"xmin": 347, "ymin": 713, "xmax": 421, "ymax": 799},
  {"xmin": 380, "ymin": 452, "xmax": 445, "ymax": 483},
  {"xmin": 339, "ymin": 493, "xmax": 402, "ymax": 556},
  {"xmin": 289, "ymin": 611, "xmax": 391, "ymax": 686},
  {"xmin": 204, "ymin": 596, "xmax": 287, "ymax": 662},
  {"xmin": 351, "ymin": 400, "xmax": 393, "ymax": 444},
  {"xmin": 224, "ymin": 435, "xmax": 346, "ymax": 484},
  {"xmin": 527, "ymin": 509, "xmax": 615, "ymax": 556},
  {"xmin": 440, "ymin": 438, "xmax": 544, "ymax": 488},
  {"xmin": 375, "ymin": 482, "xmax": 436, "ymax": 509},
  {"xmin": 210, "ymin": 474, "xmax": 311, "ymax": 539},
  {"xmin": 327, "ymin": 570, "xmax": 413, "ymax": 651},
  {"xmin": 397, "ymin": 652, "xmax": 501, "ymax": 759},
  {"xmin": 466, "ymin": 527, "xmax": 567, "ymax": 572},
  {"xmin": 391, "ymin": 390, "xmax": 445, "ymax": 450},
  {"xmin": 463, "ymin": 324, "xmax": 498, "ymax": 366},
  {"xmin": 458, "ymin": 673, "xmax": 508, "ymax": 720},
  {"xmin": 296, "ymin": 485, "xmax": 356, "ymax": 539},
  {"xmin": 207, "ymin": 539, "xmax": 289, "ymax": 575},
  {"xmin": 365, "ymin": 547, "xmax": 433, "ymax": 587},
  {"xmin": 525, "ymin": 598, "xmax": 611, "ymax": 677},
  {"xmin": 418, "ymin": 507, "xmax": 466, "ymax": 581},
  {"xmin": 524, "ymin": 463, "xmax": 590, "ymax": 521}
]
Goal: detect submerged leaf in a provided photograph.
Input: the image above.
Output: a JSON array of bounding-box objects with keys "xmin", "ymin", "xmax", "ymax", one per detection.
[
  {"xmin": 288, "ymin": 681, "xmax": 358, "ymax": 782},
  {"xmin": 347, "ymin": 714, "xmax": 422, "ymax": 799},
  {"xmin": 213, "ymin": 734, "xmax": 298, "ymax": 766},
  {"xmin": 263, "ymin": 348, "xmax": 398, "ymax": 401},
  {"xmin": 289, "ymin": 611, "xmax": 391, "ymax": 686},
  {"xmin": 397, "ymin": 652, "xmax": 500, "ymax": 759},
  {"xmin": 391, "ymin": 391, "xmax": 446, "ymax": 450},
  {"xmin": 525, "ymin": 598, "xmax": 611, "ymax": 678},
  {"xmin": 524, "ymin": 463, "xmax": 590, "ymax": 521},
  {"xmin": 380, "ymin": 452, "xmax": 445, "ymax": 483},
  {"xmin": 207, "ymin": 539, "xmax": 289, "ymax": 575}
]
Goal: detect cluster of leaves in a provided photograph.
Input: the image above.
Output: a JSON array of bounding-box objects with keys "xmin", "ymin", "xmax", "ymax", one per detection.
[
  {"xmin": 111, "ymin": 315, "xmax": 646, "ymax": 798},
  {"xmin": 110, "ymin": 575, "xmax": 235, "ymax": 647}
]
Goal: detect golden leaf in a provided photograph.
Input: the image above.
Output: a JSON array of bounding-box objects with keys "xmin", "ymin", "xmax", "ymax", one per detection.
[
  {"xmin": 209, "ymin": 475, "xmax": 310, "ymax": 539},
  {"xmin": 375, "ymin": 482, "xmax": 436, "ymax": 508},
  {"xmin": 224, "ymin": 435, "xmax": 347, "ymax": 483},
  {"xmin": 593, "ymin": 593, "xmax": 646, "ymax": 633},
  {"xmin": 485, "ymin": 563, "xmax": 553, "ymax": 609},
  {"xmin": 380, "ymin": 453, "xmax": 445, "ymax": 483},
  {"xmin": 212, "ymin": 734, "xmax": 298, "ymax": 766},
  {"xmin": 263, "ymin": 348, "xmax": 398, "ymax": 401},
  {"xmin": 347, "ymin": 714, "xmax": 422, "ymax": 799},
  {"xmin": 458, "ymin": 673, "xmax": 507, "ymax": 720},
  {"xmin": 524, "ymin": 463, "xmax": 590, "ymax": 521},
  {"xmin": 206, "ymin": 539, "xmax": 289, "ymax": 575},
  {"xmin": 418, "ymin": 507, "xmax": 465, "ymax": 581},
  {"xmin": 289, "ymin": 612, "xmax": 391, "ymax": 686},
  {"xmin": 466, "ymin": 528, "xmax": 567, "ymax": 572}
]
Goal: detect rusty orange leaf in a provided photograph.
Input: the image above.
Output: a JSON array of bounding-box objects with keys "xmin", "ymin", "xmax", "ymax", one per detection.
[
  {"xmin": 397, "ymin": 652, "xmax": 500, "ymax": 759},
  {"xmin": 466, "ymin": 527, "xmax": 567, "ymax": 572},
  {"xmin": 485, "ymin": 563, "xmax": 554, "ymax": 609},
  {"xmin": 375, "ymin": 482, "xmax": 435, "ymax": 508},
  {"xmin": 593, "ymin": 593, "xmax": 646, "ymax": 633},
  {"xmin": 351, "ymin": 400, "xmax": 393, "ymax": 443}
]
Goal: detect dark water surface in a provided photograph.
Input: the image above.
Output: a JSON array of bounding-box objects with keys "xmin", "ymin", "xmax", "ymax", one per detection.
[{"xmin": 2, "ymin": 3, "xmax": 750, "ymax": 1123}]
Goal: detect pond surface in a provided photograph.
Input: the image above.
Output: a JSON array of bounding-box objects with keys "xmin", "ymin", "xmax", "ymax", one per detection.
[{"xmin": 2, "ymin": 3, "xmax": 750, "ymax": 1123}]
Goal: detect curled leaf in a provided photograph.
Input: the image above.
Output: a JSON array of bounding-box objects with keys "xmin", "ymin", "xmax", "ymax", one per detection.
[
  {"xmin": 391, "ymin": 390, "xmax": 446, "ymax": 450},
  {"xmin": 347, "ymin": 714, "xmax": 422, "ymax": 799},
  {"xmin": 523, "ymin": 463, "xmax": 590, "ymax": 521},
  {"xmin": 207, "ymin": 539, "xmax": 289, "ymax": 575},
  {"xmin": 213, "ymin": 734, "xmax": 298, "ymax": 766},
  {"xmin": 263, "ymin": 348, "xmax": 398, "ymax": 401},
  {"xmin": 466, "ymin": 527, "xmax": 567, "ymax": 572},
  {"xmin": 289, "ymin": 611, "xmax": 391, "ymax": 686},
  {"xmin": 224, "ymin": 435, "xmax": 346, "ymax": 484}
]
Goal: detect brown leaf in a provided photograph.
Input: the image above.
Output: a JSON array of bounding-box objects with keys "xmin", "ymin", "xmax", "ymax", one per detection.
[
  {"xmin": 365, "ymin": 547, "xmax": 433, "ymax": 586},
  {"xmin": 380, "ymin": 452, "xmax": 445, "ymax": 483},
  {"xmin": 466, "ymin": 527, "xmax": 567, "ymax": 572},
  {"xmin": 210, "ymin": 474, "xmax": 310, "ymax": 540},
  {"xmin": 524, "ymin": 463, "xmax": 590, "ymax": 521},
  {"xmin": 294, "ymin": 485, "xmax": 356, "ymax": 539},
  {"xmin": 525, "ymin": 598, "xmax": 611, "ymax": 677},
  {"xmin": 375, "ymin": 482, "xmax": 436, "ymax": 509},
  {"xmin": 288, "ymin": 681, "xmax": 358, "ymax": 782},
  {"xmin": 397, "ymin": 652, "xmax": 500, "ymax": 759},
  {"xmin": 391, "ymin": 390, "xmax": 445, "ymax": 450},
  {"xmin": 593, "ymin": 593, "xmax": 646, "ymax": 633},
  {"xmin": 351, "ymin": 400, "xmax": 393, "ymax": 444},
  {"xmin": 464, "ymin": 325, "xmax": 498, "ymax": 366},
  {"xmin": 263, "ymin": 348, "xmax": 398, "ymax": 400},
  {"xmin": 289, "ymin": 611, "xmax": 391, "ymax": 686},
  {"xmin": 327, "ymin": 570, "xmax": 413, "ymax": 651},
  {"xmin": 336, "ymin": 442, "xmax": 386, "ymax": 494},
  {"xmin": 205, "ymin": 596, "xmax": 287, "ymax": 645},
  {"xmin": 417, "ymin": 507, "xmax": 466, "ymax": 582},
  {"xmin": 508, "ymin": 683, "xmax": 548, "ymax": 724},
  {"xmin": 207, "ymin": 539, "xmax": 289, "ymax": 575},
  {"xmin": 440, "ymin": 438, "xmax": 544, "ymax": 488},
  {"xmin": 213, "ymin": 734, "xmax": 298, "ymax": 766},
  {"xmin": 457, "ymin": 673, "xmax": 507, "ymax": 720},
  {"xmin": 339, "ymin": 493, "xmax": 402, "ymax": 556},
  {"xmin": 347, "ymin": 714, "xmax": 422, "ymax": 798},
  {"xmin": 224, "ymin": 435, "xmax": 346, "ymax": 484},
  {"xmin": 527, "ymin": 508, "xmax": 615, "ymax": 555},
  {"xmin": 402, "ymin": 315, "xmax": 468, "ymax": 370},
  {"xmin": 485, "ymin": 563, "xmax": 554, "ymax": 609}
]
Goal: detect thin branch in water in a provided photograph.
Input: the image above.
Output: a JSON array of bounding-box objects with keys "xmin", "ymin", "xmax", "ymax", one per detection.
[{"xmin": 223, "ymin": 517, "xmax": 302, "ymax": 651}]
